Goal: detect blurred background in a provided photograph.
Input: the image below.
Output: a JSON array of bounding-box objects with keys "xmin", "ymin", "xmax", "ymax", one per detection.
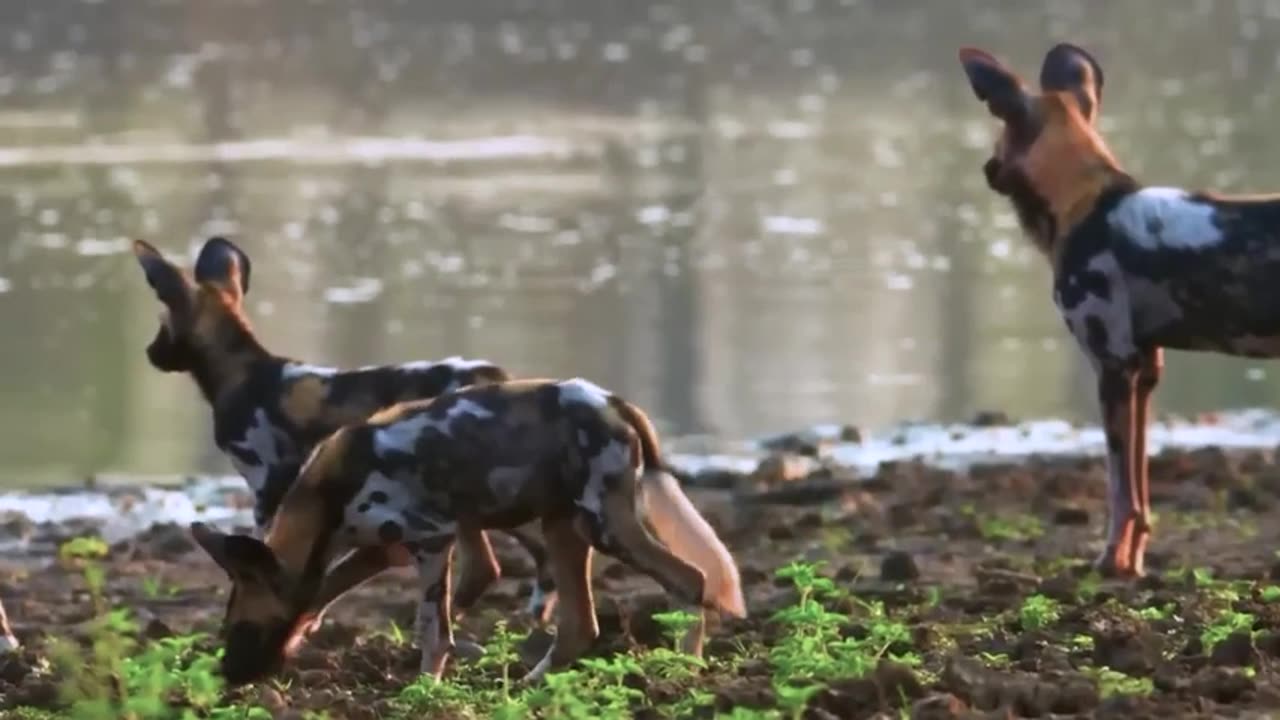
[{"xmin": 1, "ymin": 0, "xmax": 1279, "ymax": 486}]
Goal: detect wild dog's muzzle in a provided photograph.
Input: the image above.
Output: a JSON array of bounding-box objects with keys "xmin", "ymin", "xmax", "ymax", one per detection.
[
  {"xmin": 145, "ymin": 327, "xmax": 191, "ymax": 372},
  {"xmin": 983, "ymin": 157, "xmax": 1011, "ymax": 195}
]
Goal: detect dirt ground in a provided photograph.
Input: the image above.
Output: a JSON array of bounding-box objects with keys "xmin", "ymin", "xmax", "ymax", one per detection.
[{"xmin": 5, "ymin": 435, "xmax": 1280, "ymax": 719}]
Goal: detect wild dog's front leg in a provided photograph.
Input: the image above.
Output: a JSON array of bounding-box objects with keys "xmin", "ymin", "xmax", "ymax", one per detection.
[
  {"xmin": 1127, "ymin": 348, "xmax": 1163, "ymax": 576},
  {"xmin": 412, "ymin": 542, "xmax": 457, "ymax": 680},
  {"xmin": 1093, "ymin": 362, "xmax": 1143, "ymax": 577},
  {"xmin": 520, "ymin": 515, "xmax": 598, "ymax": 684},
  {"xmin": 578, "ymin": 470, "xmax": 710, "ymax": 655}
]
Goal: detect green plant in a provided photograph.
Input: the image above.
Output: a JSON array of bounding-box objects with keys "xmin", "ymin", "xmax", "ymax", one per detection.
[
  {"xmin": 1084, "ymin": 666, "xmax": 1154, "ymax": 698},
  {"xmin": 1018, "ymin": 594, "xmax": 1061, "ymax": 630},
  {"xmin": 767, "ymin": 561, "xmax": 918, "ymax": 718},
  {"xmin": 1201, "ymin": 610, "xmax": 1256, "ymax": 652}
]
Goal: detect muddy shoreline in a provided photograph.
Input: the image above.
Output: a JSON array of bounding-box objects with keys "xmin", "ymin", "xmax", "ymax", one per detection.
[{"xmin": 4, "ymin": 412, "xmax": 1280, "ymax": 718}]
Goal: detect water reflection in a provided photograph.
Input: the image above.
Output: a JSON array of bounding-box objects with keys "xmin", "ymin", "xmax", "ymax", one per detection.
[{"xmin": 2, "ymin": 0, "xmax": 1280, "ymax": 485}]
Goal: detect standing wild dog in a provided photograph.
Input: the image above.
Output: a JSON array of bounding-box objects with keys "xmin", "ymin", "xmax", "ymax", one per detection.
[
  {"xmin": 187, "ymin": 377, "xmax": 747, "ymax": 685},
  {"xmin": 958, "ymin": 42, "xmax": 1280, "ymax": 576},
  {"xmin": 130, "ymin": 236, "xmax": 558, "ymax": 620}
]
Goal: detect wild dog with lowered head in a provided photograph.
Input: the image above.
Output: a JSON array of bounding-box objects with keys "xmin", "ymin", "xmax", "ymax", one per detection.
[
  {"xmin": 130, "ymin": 236, "xmax": 557, "ymax": 620},
  {"xmin": 959, "ymin": 42, "xmax": 1280, "ymax": 577},
  {"xmin": 187, "ymin": 377, "xmax": 748, "ymax": 686}
]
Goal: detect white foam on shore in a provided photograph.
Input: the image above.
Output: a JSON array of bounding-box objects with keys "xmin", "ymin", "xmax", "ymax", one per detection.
[{"xmin": 2, "ymin": 409, "xmax": 1279, "ymax": 545}]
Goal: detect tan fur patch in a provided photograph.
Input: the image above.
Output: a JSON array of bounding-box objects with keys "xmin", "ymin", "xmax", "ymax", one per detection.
[
  {"xmin": 281, "ymin": 376, "xmax": 330, "ymax": 428},
  {"xmin": 1014, "ymin": 95, "xmax": 1125, "ymax": 266}
]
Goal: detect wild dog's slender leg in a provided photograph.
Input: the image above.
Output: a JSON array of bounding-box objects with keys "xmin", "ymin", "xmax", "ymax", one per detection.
[
  {"xmin": 308, "ymin": 545, "xmax": 409, "ymax": 623},
  {"xmin": 1093, "ymin": 363, "xmax": 1142, "ymax": 577},
  {"xmin": 452, "ymin": 525, "xmax": 501, "ymax": 616},
  {"xmin": 520, "ymin": 514, "xmax": 597, "ymax": 684},
  {"xmin": 0, "ymin": 599, "xmax": 17, "ymax": 652},
  {"xmin": 1127, "ymin": 348, "xmax": 1163, "ymax": 576},
  {"xmin": 501, "ymin": 526, "xmax": 559, "ymax": 623},
  {"xmin": 576, "ymin": 468, "xmax": 710, "ymax": 654},
  {"xmin": 412, "ymin": 541, "xmax": 456, "ymax": 680}
]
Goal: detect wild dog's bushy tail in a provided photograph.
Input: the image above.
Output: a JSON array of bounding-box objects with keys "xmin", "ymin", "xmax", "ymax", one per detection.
[{"xmin": 610, "ymin": 398, "xmax": 748, "ymax": 619}]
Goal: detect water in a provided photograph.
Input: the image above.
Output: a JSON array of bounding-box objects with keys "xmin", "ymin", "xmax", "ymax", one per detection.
[{"xmin": 5, "ymin": 0, "xmax": 1280, "ymax": 487}]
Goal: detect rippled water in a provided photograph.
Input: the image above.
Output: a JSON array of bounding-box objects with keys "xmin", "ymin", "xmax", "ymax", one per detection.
[{"xmin": 4, "ymin": 0, "xmax": 1280, "ymax": 487}]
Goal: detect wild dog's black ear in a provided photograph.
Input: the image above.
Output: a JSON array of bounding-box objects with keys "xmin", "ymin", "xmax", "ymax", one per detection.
[
  {"xmin": 133, "ymin": 239, "xmax": 189, "ymax": 307},
  {"xmin": 958, "ymin": 47, "xmax": 1033, "ymax": 125},
  {"xmin": 194, "ymin": 237, "xmax": 252, "ymax": 300},
  {"xmin": 190, "ymin": 522, "xmax": 281, "ymax": 579},
  {"xmin": 1039, "ymin": 42, "xmax": 1104, "ymax": 123}
]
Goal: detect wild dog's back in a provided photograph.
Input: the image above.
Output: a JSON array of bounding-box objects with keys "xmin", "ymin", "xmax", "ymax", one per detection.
[{"xmin": 332, "ymin": 378, "xmax": 639, "ymax": 533}]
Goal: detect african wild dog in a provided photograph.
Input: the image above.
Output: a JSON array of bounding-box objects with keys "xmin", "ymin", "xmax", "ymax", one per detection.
[
  {"xmin": 130, "ymin": 236, "xmax": 558, "ymax": 622},
  {"xmin": 187, "ymin": 377, "xmax": 748, "ymax": 685},
  {"xmin": 959, "ymin": 42, "xmax": 1280, "ymax": 576}
]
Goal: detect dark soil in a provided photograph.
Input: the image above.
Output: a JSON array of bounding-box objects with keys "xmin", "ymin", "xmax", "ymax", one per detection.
[{"xmin": 6, "ymin": 442, "xmax": 1280, "ymax": 718}]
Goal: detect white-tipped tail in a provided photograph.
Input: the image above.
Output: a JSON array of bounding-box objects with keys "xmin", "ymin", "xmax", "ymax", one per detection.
[{"xmin": 641, "ymin": 471, "xmax": 747, "ymax": 618}]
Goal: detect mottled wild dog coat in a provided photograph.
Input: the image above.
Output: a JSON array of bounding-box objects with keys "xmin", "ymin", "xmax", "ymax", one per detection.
[
  {"xmin": 960, "ymin": 43, "xmax": 1280, "ymax": 577},
  {"xmin": 189, "ymin": 378, "xmax": 748, "ymax": 686},
  {"xmin": 131, "ymin": 237, "xmax": 557, "ymax": 619}
]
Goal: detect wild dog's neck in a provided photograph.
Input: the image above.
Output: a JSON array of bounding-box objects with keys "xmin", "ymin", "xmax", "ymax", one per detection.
[
  {"xmin": 262, "ymin": 430, "xmax": 360, "ymax": 608},
  {"xmin": 1021, "ymin": 141, "xmax": 1136, "ymax": 266},
  {"xmin": 187, "ymin": 315, "xmax": 275, "ymax": 405}
]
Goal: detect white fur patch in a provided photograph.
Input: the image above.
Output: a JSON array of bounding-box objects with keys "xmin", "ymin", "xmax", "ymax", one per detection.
[
  {"xmin": 1106, "ymin": 187, "xmax": 1222, "ymax": 251},
  {"xmin": 398, "ymin": 356, "xmax": 493, "ymax": 373},
  {"xmin": 342, "ymin": 471, "xmax": 419, "ymax": 542},
  {"xmin": 372, "ymin": 399, "xmax": 495, "ymax": 457},
  {"xmin": 558, "ymin": 377, "xmax": 612, "ymax": 409},
  {"xmin": 1057, "ymin": 253, "xmax": 1138, "ymax": 365},
  {"xmin": 227, "ymin": 409, "xmax": 281, "ymax": 494},
  {"xmin": 281, "ymin": 363, "xmax": 339, "ymax": 380}
]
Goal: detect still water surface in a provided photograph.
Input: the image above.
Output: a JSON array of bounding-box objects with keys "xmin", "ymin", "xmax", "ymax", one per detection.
[{"xmin": 4, "ymin": 0, "xmax": 1280, "ymax": 486}]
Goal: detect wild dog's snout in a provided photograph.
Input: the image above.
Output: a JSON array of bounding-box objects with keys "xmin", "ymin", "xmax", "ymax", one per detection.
[
  {"xmin": 219, "ymin": 620, "xmax": 288, "ymax": 686},
  {"xmin": 982, "ymin": 157, "xmax": 1007, "ymax": 193}
]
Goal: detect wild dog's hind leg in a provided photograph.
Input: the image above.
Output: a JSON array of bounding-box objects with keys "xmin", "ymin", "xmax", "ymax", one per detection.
[
  {"xmin": 0, "ymin": 599, "xmax": 17, "ymax": 652},
  {"xmin": 411, "ymin": 539, "xmax": 457, "ymax": 680},
  {"xmin": 1093, "ymin": 362, "xmax": 1143, "ymax": 577},
  {"xmin": 1127, "ymin": 348, "xmax": 1163, "ymax": 576},
  {"xmin": 501, "ymin": 526, "xmax": 559, "ymax": 623},
  {"xmin": 520, "ymin": 514, "xmax": 597, "ymax": 684}
]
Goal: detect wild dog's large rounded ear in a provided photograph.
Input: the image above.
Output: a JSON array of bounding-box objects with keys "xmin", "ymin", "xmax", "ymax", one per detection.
[
  {"xmin": 1039, "ymin": 42, "xmax": 1104, "ymax": 123},
  {"xmin": 132, "ymin": 239, "xmax": 188, "ymax": 307},
  {"xmin": 191, "ymin": 521, "xmax": 235, "ymax": 575},
  {"xmin": 958, "ymin": 47, "xmax": 1032, "ymax": 125},
  {"xmin": 194, "ymin": 236, "xmax": 252, "ymax": 300},
  {"xmin": 190, "ymin": 521, "xmax": 281, "ymax": 579}
]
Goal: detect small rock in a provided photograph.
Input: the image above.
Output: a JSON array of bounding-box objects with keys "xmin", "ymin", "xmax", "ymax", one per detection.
[
  {"xmin": 1051, "ymin": 505, "xmax": 1091, "ymax": 525},
  {"xmin": 940, "ymin": 656, "xmax": 988, "ymax": 703},
  {"xmin": 880, "ymin": 551, "xmax": 920, "ymax": 582},
  {"xmin": 1210, "ymin": 631, "xmax": 1259, "ymax": 667},
  {"xmin": 1191, "ymin": 665, "xmax": 1254, "ymax": 703},
  {"xmin": 909, "ymin": 693, "xmax": 968, "ymax": 720},
  {"xmin": 690, "ymin": 468, "xmax": 746, "ymax": 490},
  {"xmin": 839, "ymin": 425, "xmax": 863, "ymax": 443},
  {"xmin": 970, "ymin": 410, "xmax": 1013, "ymax": 427},
  {"xmin": 1092, "ymin": 627, "xmax": 1163, "ymax": 676},
  {"xmin": 1051, "ymin": 677, "xmax": 1101, "ymax": 714},
  {"xmin": 143, "ymin": 618, "xmax": 173, "ymax": 639},
  {"xmin": 0, "ymin": 650, "xmax": 32, "ymax": 684},
  {"xmin": 257, "ymin": 686, "xmax": 289, "ymax": 714},
  {"xmin": 1255, "ymin": 630, "xmax": 1280, "ymax": 658},
  {"xmin": 766, "ymin": 524, "xmax": 795, "ymax": 541},
  {"xmin": 750, "ymin": 454, "xmax": 817, "ymax": 487}
]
